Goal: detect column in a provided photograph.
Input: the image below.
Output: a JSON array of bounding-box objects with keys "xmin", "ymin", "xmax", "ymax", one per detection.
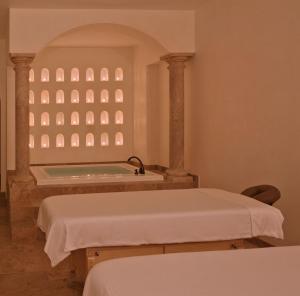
[
  {"xmin": 10, "ymin": 54, "xmax": 35, "ymax": 181},
  {"xmin": 161, "ymin": 53, "xmax": 194, "ymax": 177}
]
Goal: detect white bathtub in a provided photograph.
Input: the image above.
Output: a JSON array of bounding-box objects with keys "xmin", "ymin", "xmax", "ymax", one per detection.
[{"xmin": 30, "ymin": 163, "xmax": 164, "ymax": 185}]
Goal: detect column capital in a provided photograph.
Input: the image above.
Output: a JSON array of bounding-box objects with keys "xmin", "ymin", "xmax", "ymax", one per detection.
[
  {"xmin": 10, "ymin": 53, "xmax": 35, "ymax": 65},
  {"xmin": 160, "ymin": 52, "xmax": 194, "ymax": 63}
]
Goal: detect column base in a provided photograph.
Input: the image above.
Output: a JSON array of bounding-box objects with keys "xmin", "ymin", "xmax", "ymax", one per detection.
[
  {"xmin": 13, "ymin": 174, "xmax": 34, "ymax": 183},
  {"xmin": 166, "ymin": 168, "xmax": 188, "ymax": 177}
]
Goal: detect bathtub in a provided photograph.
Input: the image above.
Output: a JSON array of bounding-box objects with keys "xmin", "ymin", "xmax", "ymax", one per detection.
[{"xmin": 30, "ymin": 163, "xmax": 164, "ymax": 186}]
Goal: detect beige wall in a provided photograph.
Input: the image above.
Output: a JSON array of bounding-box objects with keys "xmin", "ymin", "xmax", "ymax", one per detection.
[
  {"xmin": 9, "ymin": 9, "xmax": 195, "ymax": 53},
  {"xmin": 191, "ymin": 0, "xmax": 300, "ymax": 244}
]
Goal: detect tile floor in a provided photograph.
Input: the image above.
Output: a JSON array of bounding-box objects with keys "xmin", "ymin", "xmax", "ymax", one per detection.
[{"xmin": 0, "ymin": 197, "xmax": 82, "ymax": 296}]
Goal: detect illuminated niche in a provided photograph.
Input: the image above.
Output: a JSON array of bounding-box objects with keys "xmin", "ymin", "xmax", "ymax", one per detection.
[
  {"xmin": 115, "ymin": 111, "xmax": 123, "ymax": 124},
  {"xmin": 71, "ymin": 90, "xmax": 80, "ymax": 103},
  {"xmin": 100, "ymin": 111, "xmax": 109, "ymax": 125},
  {"xmin": 71, "ymin": 133, "xmax": 80, "ymax": 147},
  {"xmin": 29, "ymin": 112, "xmax": 34, "ymax": 127},
  {"xmin": 29, "ymin": 69, "xmax": 34, "ymax": 82},
  {"xmin": 41, "ymin": 68, "xmax": 49, "ymax": 82},
  {"xmin": 56, "ymin": 112, "xmax": 64, "ymax": 126},
  {"xmin": 100, "ymin": 68, "xmax": 109, "ymax": 81},
  {"xmin": 56, "ymin": 134, "xmax": 64, "ymax": 148},
  {"xmin": 71, "ymin": 112, "xmax": 79, "ymax": 125},
  {"xmin": 56, "ymin": 68, "xmax": 64, "ymax": 82},
  {"xmin": 71, "ymin": 68, "xmax": 79, "ymax": 82},
  {"xmin": 29, "ymin": 90, "xmax": 34, "ymax": 104},
  {"xmin": 115, "ymin": 132, "xmax": 124, "ymax": 146},
  {"xmin": 41, "ymin": 134, "xmax": 50, "ymax": 148},
  {"xmin": 86, "ymin": 68, "xmax": 94, "ymax": 81},
  {"xmin": 115, "ymin": 68, "xmax": 124, "ymax": 81},
  {"xmin": 101, "ymin": 133, "xmax": 109, "ymax": 146},
  {"xmin": 86, "ymin": 89, "xmax": 94, "ymax": 103},
  {"xmin": 41, "ymin": 112, "xmax": 50, "ymax": 126},
  {"xmin": 56, "ymin": 90, "xmax": 64, "ymax": 104},
  {"xmin": 86, "ymin": 133, "xmax": 94, "ymax": 147},
  {"xmin": 101, "ymin": 89, "xmax": 109, "ymax": 103},
  {"xmin": 115, "ymin": 89, "xmax": 123, "ymax": 103},
  {"xmin": 29, "ymin": 134, "xmax": 34, "ymax": 149},
  {"xmin": 86, "ymin": 111, "xmax": 94, "ymax": 125},
  {"xmin": 41, "ymin": 90, "xmax": 50, "ymax": 104}
]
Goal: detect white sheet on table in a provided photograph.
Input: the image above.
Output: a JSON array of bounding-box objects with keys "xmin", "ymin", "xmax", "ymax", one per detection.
[
  {"xmin": 37, "ymin": 188, "xmax": 284, "ymax": 266},
  {"xmin": 83, "ymin": 246, "xmax": 300, "ymax": 296}
]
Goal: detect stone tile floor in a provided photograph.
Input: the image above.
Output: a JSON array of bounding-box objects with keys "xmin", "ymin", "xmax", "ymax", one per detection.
[{"xmin": 0, "ymin": 198, "xmax": 82, "ymax": 296}]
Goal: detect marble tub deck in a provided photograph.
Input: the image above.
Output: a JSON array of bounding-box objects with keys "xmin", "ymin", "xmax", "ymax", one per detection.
[{"xmin": 0, "ymin": 197, "xmax": 82, "ymax": 296}]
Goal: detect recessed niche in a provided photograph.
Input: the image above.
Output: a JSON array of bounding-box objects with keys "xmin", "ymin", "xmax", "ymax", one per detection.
[
  {"xmin": 101, "ymin": 133, "xmax": 109, "ymax": 146},
  {"xmin": 29, "ymin": 134, "xmax": 34, "ymax": 149},
  {"xmin": 56, "ymin": 90, "xmax": 64, "ymax": 104},
  {"xmin": 41, "ymin": 68, "xmax": 50, "ymax": 82},
  {"xmin": 41, "ymin": 90, "xmax": 50, "ymax": 104},
  {"xmin": 71, "ymin": 68, "xmax": 79, "ymax": 82},
  {"xmin": 115, "ymin": 68, "xmax": 124, "ymax": 81},
  {"xmin": 86, "ymin": 133, "xmax": 94, "ymax": 147},
  {"xmin": 71, "ymin": 112, "xmax": 79, "ymax": 125},
  {"xmin": 115, "ymin": 111, "xmax": 124, "ymax": 124},
  {"xmin": 101, "ymin": 111, "xmax": 109, "ymax": 125},
  {"xmin": 86, "ymin": 89, "xmax": 94, "ymax": 103},
  {"xmin": 101, "ymin": 89, "xmax": 109, "ymax": 103},
  {"xmin": 86, "ymin": 111, "xmax": 94, "ymax": 125},
  {"xmin": 71, "ymin": 90, "xmax": 80, "ymax": 103},
  {"xmin": 41, "ymin": 112, "xmax": 50, "ymax": 126},
  {"xmin": 86, "ymin": 68, "xmax": 94, "ymax": 81},
  {"xmin": 115, "ymin": 132, "xmax": 124, "ymax": 146},
  {"xmin": 56, "ymin": 112, "xmax": 64, "ymax": 126},
  {"xmin": 100, "ymin": 68, "xmax": 109, "ymax": 81},
  {"xmin": 71, "ymin": 133, "xmax": 80, "ymax": 147},
  {"xmin": 56, "ymin": 68, "xmax": 64, "ymax": 82},
  {"xmin": 29, "ymin": 90, "xmax": 34, "ymax": 104},
  {"xmin": 115, "ymin": 89, "xmax": 123, "ymax": 103},
  {"xmin": 56, "ymin": 134, "xmax": 64, "ymax": 148},
  {"xmin": 41, "ymin": 134, "xmax": 50, "ymax": 148},
  {"xmin": 29, "ymin": 69, "xmax": 34, "ymax": 82},
  {"xmin": 29, "ymin": 112, "xmax": 34, "ymax": 127}
]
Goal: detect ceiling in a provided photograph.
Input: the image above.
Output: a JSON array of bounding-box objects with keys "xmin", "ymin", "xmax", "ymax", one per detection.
[
  {"xmin": 0, "ymin": 0, "xmax": 205, "ymax": 39},
  {"xmin": 0, "ymin": 0, "xmax": 202, "ymax": 10}
]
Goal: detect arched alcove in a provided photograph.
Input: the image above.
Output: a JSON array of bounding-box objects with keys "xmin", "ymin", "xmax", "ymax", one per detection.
[
  {"xmin": 56, "ymin": 112, "xmax": 64, "ymax": 126},
  {"xmin": 56, "ymin": 68, "xmax": 64, "ymax": 82},
  {"xmin": 71, "ymin": 89, "xmax": 80, "ymax": 103},
  {"xmin": 71, "ymin": 133, "xmax": 80, "ymax": 147},
  {"xmin": 41, "ymin": 90, "xmax": 50, "ymax": 104},
  {"xmin": 29, "ymin": 90, "xmax": 34, "ymax": 104},
  {"xmin": 86, "ymin": 89, "xmax": 94, "ymax": 103},
  {"xmin": 101, "ymin": 89, "xmax": 109, "ymax": 103},
  {"xmin": 27, "ymin": 22, "xmax": 171, "ymax": 164}
]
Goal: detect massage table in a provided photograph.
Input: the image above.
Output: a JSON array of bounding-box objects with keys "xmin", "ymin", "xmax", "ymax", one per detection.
[
  {"xmin": 37, "ymin": 188, "xmax": 284, "ymax": 281},
  {"xmin": 83, "ymin": 246, "xmax": 300, "ymax": 296}
]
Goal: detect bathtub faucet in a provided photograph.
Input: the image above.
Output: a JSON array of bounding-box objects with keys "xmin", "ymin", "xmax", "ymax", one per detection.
[{"xmin": 127, "ymin": 156, "xmax": 145, "ymax": 175}]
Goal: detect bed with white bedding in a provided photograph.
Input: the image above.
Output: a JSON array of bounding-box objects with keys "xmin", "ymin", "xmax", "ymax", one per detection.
[
  {"xmin": 83, "ymin": 246, "xmax": 300, "ymax": 296},
  {"xmin": 37, "ymin": 188, "xmax": 283, "ymax": 267}
]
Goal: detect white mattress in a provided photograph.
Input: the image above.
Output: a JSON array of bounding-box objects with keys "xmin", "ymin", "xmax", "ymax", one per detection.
[
  {"xmin": 37, "ymin": 188, "xmax": 284, "ymax": 266},
  {"xmin": 83, "ymin": 246, "xmax": 300, "ymax": 296}
]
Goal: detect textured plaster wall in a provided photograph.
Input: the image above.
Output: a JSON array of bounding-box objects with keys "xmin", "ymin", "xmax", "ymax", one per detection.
[{"xmin": 191, "ymin": 0, "xmax": 300, "ymax": 244}]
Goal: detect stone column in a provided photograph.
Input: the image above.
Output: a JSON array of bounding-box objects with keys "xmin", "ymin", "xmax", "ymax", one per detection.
[
  {"xmin": 10, "ymin": 54, "xmax": 35, "ymax": 181},
  {"xmin": 161, "ymin": 53, "xmax": 194, "ymax": 177}
]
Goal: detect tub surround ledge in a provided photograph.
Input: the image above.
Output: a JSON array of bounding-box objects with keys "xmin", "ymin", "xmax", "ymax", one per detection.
[{"xmin": 7, "ymin": 166, "xmax": 198, "ymax": 241}]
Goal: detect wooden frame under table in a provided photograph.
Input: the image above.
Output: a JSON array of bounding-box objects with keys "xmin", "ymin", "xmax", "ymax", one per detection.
[{"xmin": 72, "ymin": 239, "xmax": 247, "ymax": 282}]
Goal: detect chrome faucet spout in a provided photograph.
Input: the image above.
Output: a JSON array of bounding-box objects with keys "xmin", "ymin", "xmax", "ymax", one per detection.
[{"xmin": 127, "ymin": 156, "xmax": 145, "ymax": 175}]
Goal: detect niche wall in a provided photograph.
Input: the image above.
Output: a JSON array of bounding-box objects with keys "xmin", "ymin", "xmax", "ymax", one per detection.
[{"xmin": 29, "ymin": 47, "xmax": 133, "ymax": 164}]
